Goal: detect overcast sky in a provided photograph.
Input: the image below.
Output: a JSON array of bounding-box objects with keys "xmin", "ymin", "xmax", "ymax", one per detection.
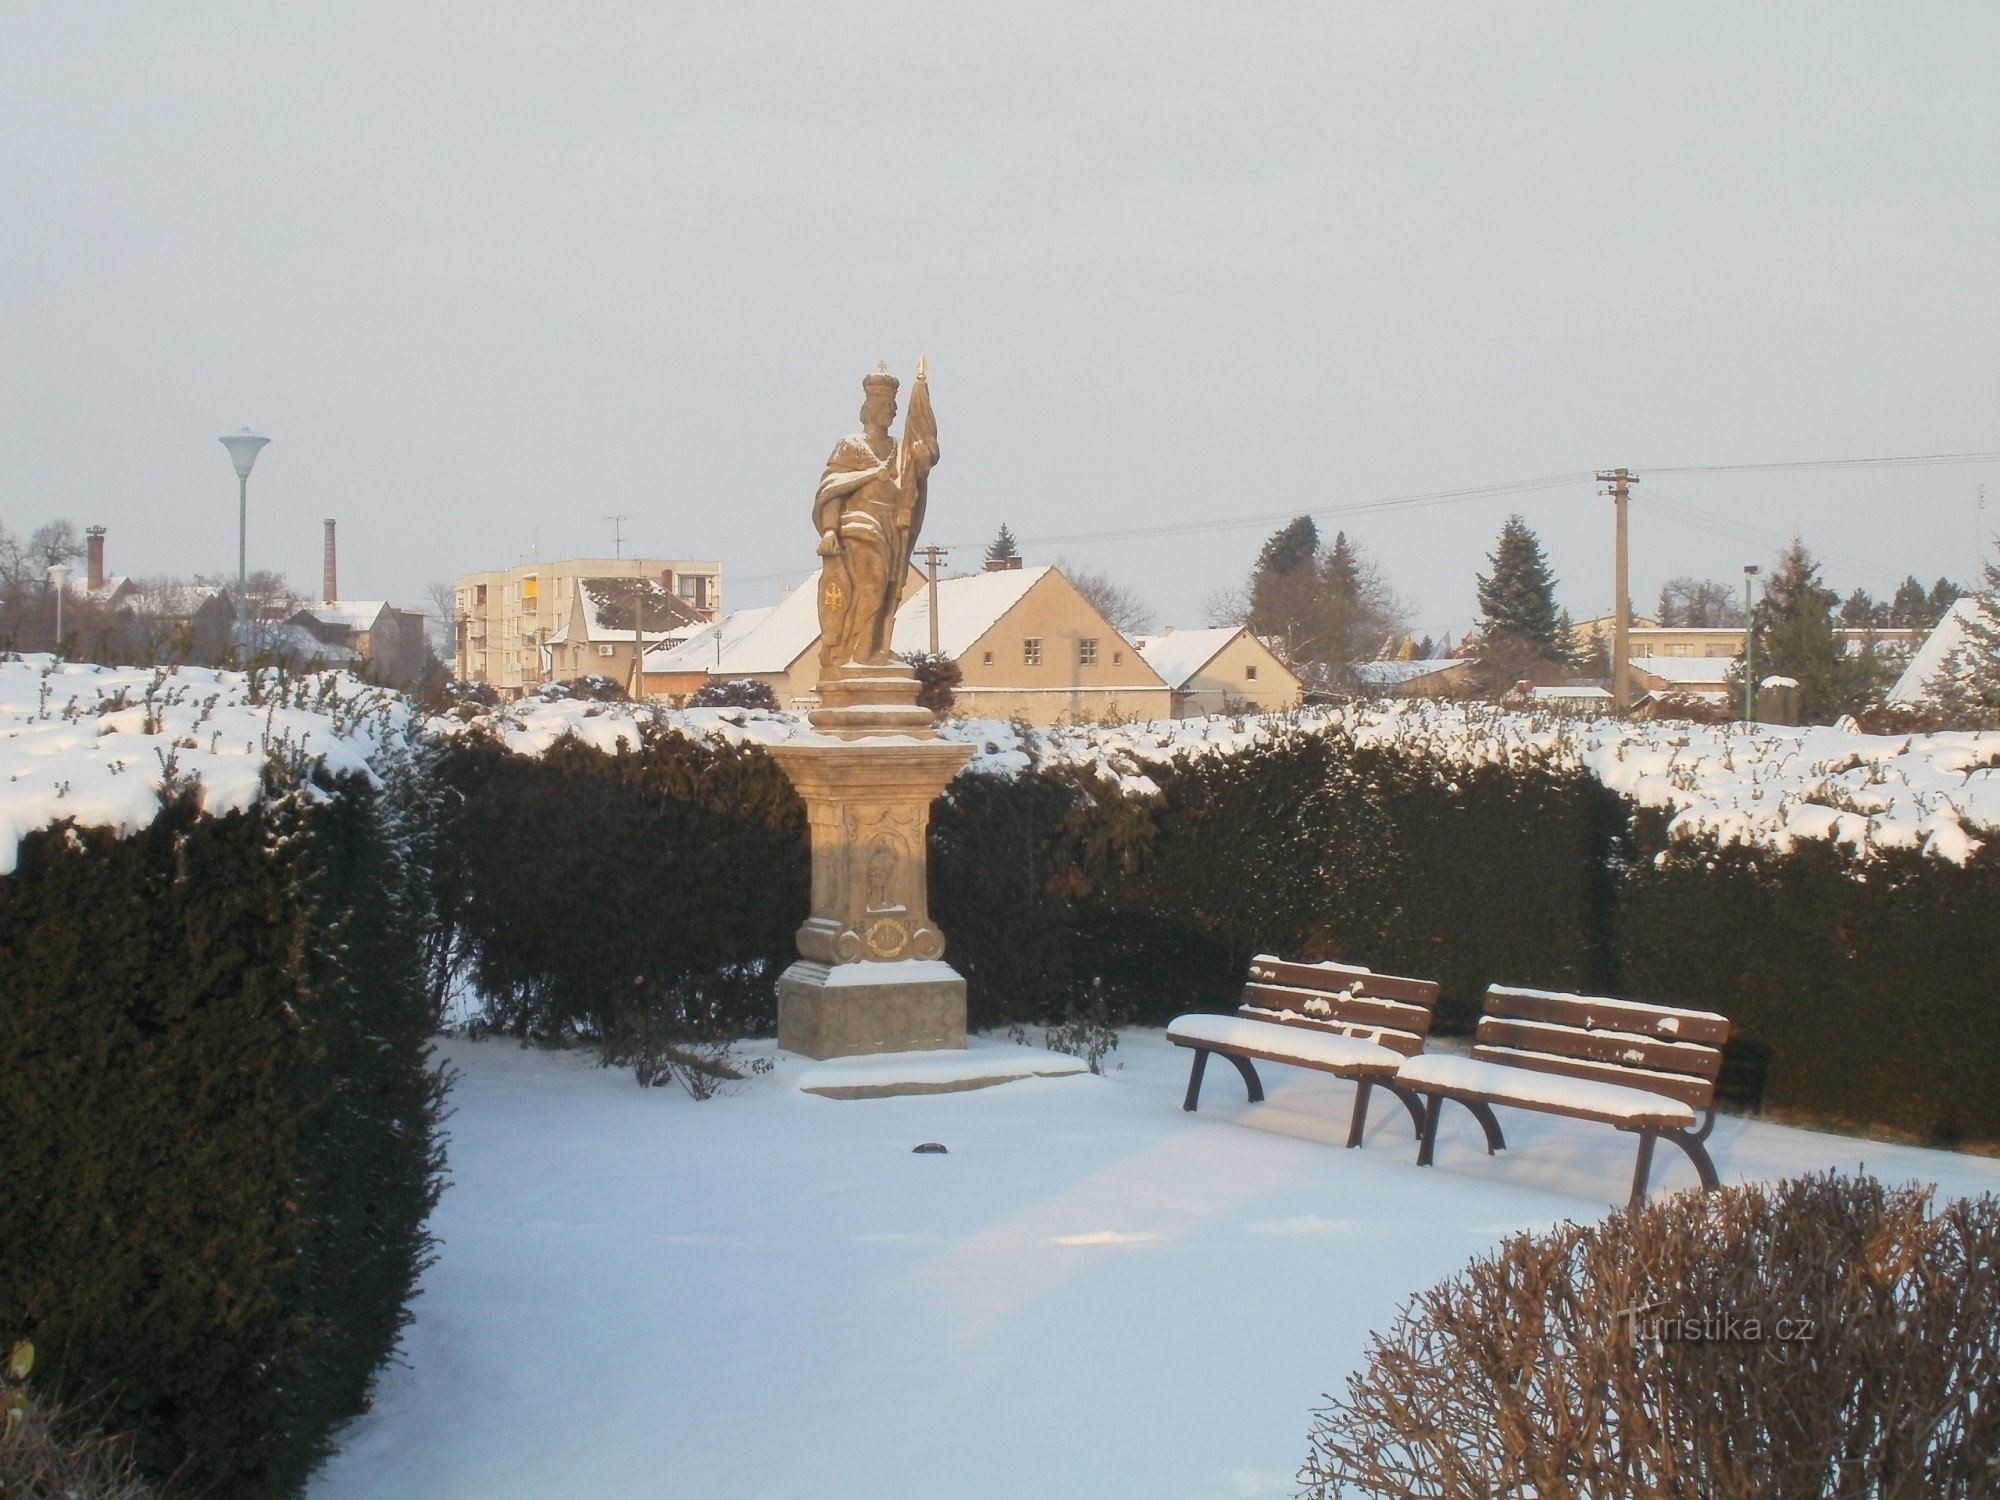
[{"xmin": 4, "ymin": 4, "xmax": 1996, "ymax": 638}]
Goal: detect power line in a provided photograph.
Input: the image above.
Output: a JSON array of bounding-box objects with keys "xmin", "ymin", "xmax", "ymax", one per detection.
[{"xmin": 1644, "ymin": 450, "xmax": 2000, "ymax": 476}]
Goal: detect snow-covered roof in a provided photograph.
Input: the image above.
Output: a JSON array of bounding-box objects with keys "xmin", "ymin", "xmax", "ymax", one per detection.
[
  {"xmin": 556, "ymin": 578, "xmax": 705, "ymax": 646},
  {"xmin": 1890, "ymin": 597, "xmax": 1985, "ymax": 705},
  {"xmin": 1133, "ymin": 627, "xmax": 1241, "ymax": 689},
  {"xmin": 126, "ymin": 583, "xmax": 233, "ymax": 618},
  {"xmin": 643, "ymin": 606, "xmax": 775, "ymax": 673},
  {"xmin": 1352, "ymin": 658, "xmax": 1469, "ymax": 686},
  {"xmin": 706, "ymin": 575, "xmax": 827, "ymax": 674},
  {"xmin": 890, "ymin": 565, "xmax": 1053, "ymax": 659},
  {"xmin": 308, "ymin": 601, "xmax": 390, "ymax": 632},
  {"xmin": 80, "ymin": 575, "xmax": 132, "ymax": 603},
  {"xmin": 1632, "ymin": 656, "xmax": 1734, "ymax": 685},
  {"xmin": 1531, "ymin": 685, "xmax": 1613, "ymax": 700}
]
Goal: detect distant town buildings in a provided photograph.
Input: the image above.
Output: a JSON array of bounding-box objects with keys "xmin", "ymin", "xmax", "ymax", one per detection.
[
  {"xmin": 454, "ymin": 557, "xmax": 721, "ymax": 695},
  {"xmin": 1134, "ymin": 626, "xmax": 1300, "ymax": 716}
]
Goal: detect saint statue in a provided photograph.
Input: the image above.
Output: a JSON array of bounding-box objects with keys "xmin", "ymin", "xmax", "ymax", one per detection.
[{"xmin": 815, "ymin": 361, "xmax": 938, "ymax": 674}]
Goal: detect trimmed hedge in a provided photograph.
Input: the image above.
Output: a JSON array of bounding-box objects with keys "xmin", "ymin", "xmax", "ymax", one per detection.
[
  {"xmin": 436, "ymin": 721, "xmax": 2000, "ymax": 1145},
  {"xmin": 435, "ymin": 726, "xmax": 807, "ymax": 1040},
  {"xmin": 0, "ymin": 773, "xmax": 446, "ymax": 1498}
]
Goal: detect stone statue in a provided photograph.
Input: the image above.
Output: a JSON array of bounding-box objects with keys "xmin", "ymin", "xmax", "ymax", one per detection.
[{"xmin": 814, "ymin": 360, "xmax": 938, "ymax": 674}]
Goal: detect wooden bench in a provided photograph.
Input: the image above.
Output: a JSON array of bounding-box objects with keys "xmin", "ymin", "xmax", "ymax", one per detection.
[
  {"xmin": 1394, "ymin": 985, "xmax": 1732, "ymax": 1205},
  {"xmin": 1166, "ymin": 956, "xmax": 1445, "ymax": 1149}
]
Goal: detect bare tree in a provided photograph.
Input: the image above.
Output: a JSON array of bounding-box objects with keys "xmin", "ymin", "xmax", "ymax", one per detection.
[
  {"xmin": 1656, "ymin": 576, "xmax": 1745, "ymax": 627},
  {"xmin": 425, "ymin": 580, "xmax": 459, "ymax": 661},
  {"xmin": 1060, "ymin": 560, "xmax": 1156, "ymax": 637}
]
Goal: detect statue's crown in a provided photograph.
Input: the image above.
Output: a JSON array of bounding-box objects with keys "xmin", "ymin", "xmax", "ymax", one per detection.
[{"xmin": 862, "ymin": 361, "xmax": 899, "ymax": 395}]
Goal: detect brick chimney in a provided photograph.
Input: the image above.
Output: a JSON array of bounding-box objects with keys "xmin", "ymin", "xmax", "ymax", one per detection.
[
  {"xmin": 85, "ymin": 526, "xmax": 106, "ymax": 590},
  {"xmin": 322, "ymin": 519, "xmax": 337, "ymax": 604},
  {"xmin": 983, "ymin": 555, "xmax": 1022, "ymax": 572}
]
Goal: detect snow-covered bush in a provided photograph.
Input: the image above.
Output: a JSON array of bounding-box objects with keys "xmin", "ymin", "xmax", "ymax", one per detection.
[
  {"xmin": 686, "ymin": 677, "xmax": 778, "ymax": 710},
  {"xmin": 0, "ymin": 661, "xmax": 447, "ymax": 1497},
  {"xmin": 1303, "ymin": 1173, "xmax": 2000, "ymax": 1497}
]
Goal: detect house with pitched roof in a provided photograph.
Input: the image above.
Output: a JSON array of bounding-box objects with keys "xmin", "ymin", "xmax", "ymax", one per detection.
[
  {"xmin": 541, "ymin": 576, "xmax": 707, "ymax": 692},
  {"xmin": 1134, "ymin": 626, "xmax": 1299, "ymax": 716},
  {"xmin": 644, "ymin": 562, "xmax": 1171, "ymax": 723}
]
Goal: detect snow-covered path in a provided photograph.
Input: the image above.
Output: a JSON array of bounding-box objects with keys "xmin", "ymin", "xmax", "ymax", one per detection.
[{"xmin": 313, "ymin": 1032, "xmax": 2000, "ymax": 1499}]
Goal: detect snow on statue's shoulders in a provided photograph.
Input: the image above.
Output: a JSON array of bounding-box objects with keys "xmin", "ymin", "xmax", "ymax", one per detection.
[{"xmin": 0, "ymin": 656, "xmax": 409, "ymax": 875}]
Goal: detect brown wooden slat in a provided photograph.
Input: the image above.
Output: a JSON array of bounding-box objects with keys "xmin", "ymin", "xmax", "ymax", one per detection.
[
  {"xmin": 1242, "ymin": 982, "xmax": 1434, "ymax": 1038},
  {"xmin": 1247, "ymin": 956, "xmax": 1440, "ymax": 1010},
  {"xmin": 1475, "ymin": 1017, "xmax": 1723, "ymax": 1081},
  {"xmin": 1234, "ymin": 1006, "xmax": 1427, "ymax": 1057},
  {"xmin": 1470, "ymin": 1044, "xmax": 1717, "ymax": 1110},
  {"xmin": 1484, "ymin": 986, "xmax": 1731, "ymax": 1046}
]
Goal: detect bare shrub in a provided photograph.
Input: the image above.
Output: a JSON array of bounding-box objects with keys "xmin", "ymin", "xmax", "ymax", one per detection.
[
  {"xmin": 596, "ymin": 963, "xmax": 776, "ymax": 1097},
  {"xmin": 1, "ymin": 1342, "xmax": 152, "ymax": 1499},
  {"xmin": 1302, "ymin": 1173, "xmax": 2000, "ymax": 1498}
]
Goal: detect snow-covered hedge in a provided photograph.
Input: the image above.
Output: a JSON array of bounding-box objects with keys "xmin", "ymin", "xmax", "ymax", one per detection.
[
  {"xmin": 1, "ymin": 657, "xmax": 445, "ymax": 1497},
  {"xmin": 434, "ymin": 695, "xmax": 2000, "ymax": 866}
]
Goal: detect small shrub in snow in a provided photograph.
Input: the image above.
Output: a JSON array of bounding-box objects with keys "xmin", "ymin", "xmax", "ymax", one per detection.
[
  {"xmin": 596, "ymin": 963, "xmax": 778, "ymax": 1097},
  {"xmin": 687, "ymin": 678, "xmax": 778, "ymax": 710},
  {"xmin": 1301, "ymin": 1173, "xmax": 2000, "ymax": 1498}
]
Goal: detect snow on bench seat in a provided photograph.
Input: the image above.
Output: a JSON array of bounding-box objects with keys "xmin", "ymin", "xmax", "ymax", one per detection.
[
  {"xmin": 1166, "ymin": 1013, "xmax": 1404, "ymax": 1076},
  {"xmin": 1397, "ymin": 1052, "xmax": 1697, "ymax": 1128}
]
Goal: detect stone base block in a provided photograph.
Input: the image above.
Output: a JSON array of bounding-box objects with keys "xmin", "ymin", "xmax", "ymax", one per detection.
[{"xmin": 777, "ymin": 959, "xmax": 967, "ymax": 1060}]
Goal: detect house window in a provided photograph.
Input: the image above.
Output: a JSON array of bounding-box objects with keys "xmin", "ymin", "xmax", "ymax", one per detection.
[
  {"xmin": 1079, "ymin": 638, "xmax": 1098, "ymax": 666},
  {"xmin": 1023, "ymin": 637, "xmax": 1042, "ymax": 666},
  {"xmin": 1245, "ymin": 664, "xmax": 1258, "ymax": 681},
  {"xmin": 475, "ymin": 584, "xmax": 488, "ymax": 607},
  {"xmin": 1114, "ymin": 650, "xmax": 1123, "ymax": 664},
  {"xmin": 982, "ymin": 650, "xmax": 994, "ymax": 666}
]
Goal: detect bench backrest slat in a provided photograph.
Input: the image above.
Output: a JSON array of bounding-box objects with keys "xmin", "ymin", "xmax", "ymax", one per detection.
[
  {"xmin": 1237, "ymin": 956, "xmax": 1439, "ymax": 1057},
  {"xmin": 1485, "ymin": 985, "xmax": 1730, "ymax": 1046},
  {"xmin": 1477, "ymin": 984, "xmax": 1731, "ymax": 1111},
  {"xmin": 1469, "ymin": 1046, "xmax": 1720, "ymax": 1110}
]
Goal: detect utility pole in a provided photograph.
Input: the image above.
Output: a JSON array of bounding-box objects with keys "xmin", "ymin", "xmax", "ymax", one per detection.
[
  {"xmin": 1742, "ymin": 565, "xmax": 1760, "ymax": 722},
  {"xmin": 1978, "ymin": 485, "xmax": 1988, "ymax": 578},
  {"xmin": 1597, "ymin": 468, "xmax": 1638, "ymax": 713},
  {"xmin": 915, "ymin": 544, "xmax": 949, "ymax": 657}
]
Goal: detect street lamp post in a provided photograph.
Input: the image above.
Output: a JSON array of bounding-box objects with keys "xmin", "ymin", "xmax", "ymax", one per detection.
[
  {"xmin": 1742, "ymin": 565, "xmax": 1761, "ymax": 722},
  {"xmin": 219, "ymin": 428, "xmax": 271, "ymax": 612},
  {"xmin": 48, "ymin": 563, "xmax": 70, "ymax": 652}
]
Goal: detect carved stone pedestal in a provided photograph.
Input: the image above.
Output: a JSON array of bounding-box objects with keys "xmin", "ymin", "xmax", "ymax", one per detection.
[{"xmin": 765, "ymin": 736, "xmax": 974, "ymax": 1059}]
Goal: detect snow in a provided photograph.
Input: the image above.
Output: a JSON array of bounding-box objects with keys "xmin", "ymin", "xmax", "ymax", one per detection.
[
  {"xmin": 433, "ymin": 696, "xmax": 2000, "ymax": 865},
  {"xmin": 890, "ymin": 565, "xmax": 1052, "ymax": 660},
  {"xmin": 795, "ymin": 1038, "xmax": 1089, "ymax": 1094},
  {"xmin": 709, "ymin": 573, "xmax": 826, "ymax": 674},
  {"xmin": 1350, "ymin": 657, "xmax": 1467, "ymax": 686},
  {"xmin": 643, "ymin": 606, "xmax": 773, "ymax": 673},
  {"xmin": 1134, "ymin": 627, "xmax": 1241, "ymax": 690},
  {"xmin": 1889, "ymin": 598, "xmax": 1985, "ymax": 704},
  {"xmin": 309, "ymin": 600, "xmax": 390, "ymax": 631},
  {"xmin": 0, "ymin": 657, "xmax": 408, "ymax": 875},
  {"xmin": 308, "ymin": 1029, "xmax": 2000, "ymax": 1499},
  {"xmin": 818, "ymin": 958, "xmax": 965, "ymax": 988},
  {"xmin": 1165, "ymin": 1013, "xmax": 1404, "ymax": 1073},
  {"xmin": 1395, "ymin": 1052, "xmax": 1698, "ymax": 1125}
]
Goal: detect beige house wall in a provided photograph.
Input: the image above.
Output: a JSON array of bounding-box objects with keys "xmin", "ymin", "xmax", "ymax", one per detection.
[
  {"xmin": 1173, "ymin": 631, "xmax": 1299, "ymax": 716},
  {"xmin": 947, "ymin": 571, "xmax": 1170, "ymax": 725}
]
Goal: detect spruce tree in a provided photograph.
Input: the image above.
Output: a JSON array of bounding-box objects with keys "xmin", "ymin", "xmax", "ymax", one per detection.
[
  {"xmin": 984, "ymin": 523, "xmax": 1020, "ymax": 566},
  {"xmin": 1926, "ymin": 558, "xmax": 2000, "ymax": 726},
  {"xmin": 1240, "ymin": 519, "xmax": 1408, "ymax": 683},
  {"xmin": 1246, "ymin": 516, "xmax": 1323, "ymax": 662},
  {"xmin": 1743, "ymin": 538, "xmax": 1882, "ymax": 722},
  {"xmin": 1475, "ymin": 515, "xmax": 1565, "ymax": 659}
]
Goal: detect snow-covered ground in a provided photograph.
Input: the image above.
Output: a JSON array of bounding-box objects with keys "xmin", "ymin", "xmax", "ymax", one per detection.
[{"xmin": 310, "ymin": 1031, "xmax": 2000, "ymax": 1500}]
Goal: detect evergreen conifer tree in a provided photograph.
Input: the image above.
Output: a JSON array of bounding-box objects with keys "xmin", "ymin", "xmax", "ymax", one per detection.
[
  {"xmin": 1742, "ymin": 538, "xmax": 1883, "ymax": 722},
  {"xmin": 984, "ymin": 523, "xmax": 1020, "ymax": 566},
  {"xmin": 1239, "ymin": 519, "xmax": 1408, "ymax": 684},
  {"xmin": 1474, "ymin": 515, "xmax": 1565, "ymax": 660},
  {"xmin": 1926, "ymin": 557, "xmax": 2000, "ymax": 726}
]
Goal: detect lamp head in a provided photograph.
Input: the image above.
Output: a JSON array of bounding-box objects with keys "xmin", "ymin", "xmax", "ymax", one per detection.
[
  {"xmin": 219, "ymin": 428, "xmax": 271, "ymax": 479},
  {"xmin": 47, "ymin": 563, "xmax": 70, "ymax": 590}
]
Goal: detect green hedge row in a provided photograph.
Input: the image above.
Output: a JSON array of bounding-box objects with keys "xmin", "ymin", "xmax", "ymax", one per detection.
[
  {"xmin": 437, "ymin": 723, "xmax": 2000, "ymax": 1145},
  {"xmin": 0, "ymin": 772, "xmax": 446, "ymax": 1498}
]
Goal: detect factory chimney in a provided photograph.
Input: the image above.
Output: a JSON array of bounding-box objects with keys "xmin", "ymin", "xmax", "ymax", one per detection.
[
  {"xmin": 322, "ymin": 519, "xmax": 338, "ymax": 604},
  {"xmin": 86, "ymin": 526, "xmax": 107, "ymax": 590}
]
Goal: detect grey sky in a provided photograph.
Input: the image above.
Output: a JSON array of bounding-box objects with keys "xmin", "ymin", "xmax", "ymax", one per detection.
[{"xmin": 4, "ymin": 4, "xmax": 1995, "ymax": 639}]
